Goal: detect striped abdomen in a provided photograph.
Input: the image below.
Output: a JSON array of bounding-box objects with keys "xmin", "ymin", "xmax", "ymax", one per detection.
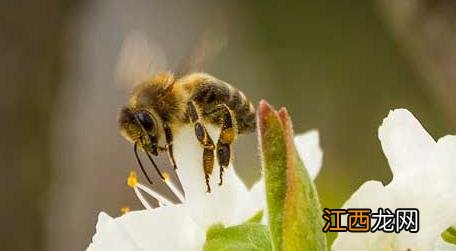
[{"xmin": 184, "ymin": 75, "xmax": 256, "ymax": 134}]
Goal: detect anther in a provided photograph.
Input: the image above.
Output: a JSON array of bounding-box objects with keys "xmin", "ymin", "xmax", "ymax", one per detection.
[
  {"xmin": 127, "ymin": 171, "xmax": 138, "ymax": 188},
  {"xmin": 120, "ymin": 206, "xmax": 130, "ymax": 215},
  {"xmin": 163, "ymin": 172, "xmax": 170, "ymax": 181}
]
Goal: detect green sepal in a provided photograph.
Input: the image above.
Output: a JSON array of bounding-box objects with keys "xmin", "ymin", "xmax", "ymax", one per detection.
[
  {"xmin": 257, "ymin": 100, "xmax": 327, "ymax": 251},
  {"xmin": 204, "ymin": 223, "xmax": 272, "ymax": 251}
]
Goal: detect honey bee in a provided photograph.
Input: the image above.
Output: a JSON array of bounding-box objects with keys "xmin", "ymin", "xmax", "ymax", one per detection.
[{"xmin": 118, "ymin": 71, "xmax": 256, "ymax": 192}]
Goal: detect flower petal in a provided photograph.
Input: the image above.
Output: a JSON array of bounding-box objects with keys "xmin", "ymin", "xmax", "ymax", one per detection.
[
  {"xmin": 173, "ymin": 124, "xmax": 325, "ymax": 232},
  {"xmin": 294, "ymin": 130, "xmax": 323, "ymax": 180},
  {"xmin": 173, "ymin": 126, "xmax": 254, "ymax": 229},
  {"xmin": 117, "ymin": 206, "xmax": 204, "ymax": 251},
  {"xmin": 185, "ymin": 167, "xmax": 254, "ymax": 229},
  {"xmin": 381, "ymin": 134, "xmax": 456, "ymax": 247},
  {"xmin": 340, "ymin": 180, "xmax": 391, "ymax": 210},
  {"xmin": 87, "ymin": 207, "xmax": 205, "ymax": 251},
  {"xmin": 378, "ymin": 109, "xmax": 435, "ymax": 182},
  {"xmin": 419, "ymin": 136, "xmax": 456, "ymax": 236},
  {"xmin": 435, "ymin": 237, "xmax": 456, "ymax": 251},
  {"xmin": 335, "ymin": 109, "xmax": 456, "ymax": 250},
  {"xmin": 87, "ymin": 212, "xmax": 142, "ymax": 251},
  {"xmin": 332, "ymin": 181, "xmax": 393, "ymax": 251},
  {"xmin": 239, "ymin": 177, "xmax": 268, "ymax": 224},
  {"xmin": 173, "ymin": 126, "xmax": 208, "ymax": 198}
]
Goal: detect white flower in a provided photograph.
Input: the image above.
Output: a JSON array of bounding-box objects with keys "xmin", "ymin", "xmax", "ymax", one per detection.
[
  {"xmin": 333, "ymin": 109, "xmax": 456, "ymax": 251},
  {"xmin": 87, "ymin": 127, "xmax": 323, "ymax": 251}
]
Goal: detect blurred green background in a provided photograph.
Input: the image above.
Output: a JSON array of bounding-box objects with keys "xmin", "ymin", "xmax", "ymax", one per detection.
[{"xmin": 1, "ymin": 0, "xmax": 455, "ymax": 250}]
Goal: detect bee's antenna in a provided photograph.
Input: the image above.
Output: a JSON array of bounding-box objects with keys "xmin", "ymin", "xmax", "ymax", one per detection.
[
  {"xmin": 144, "ymin": 149, "xmax": 166, "ymax": 181},
  {"xmin": 134, "ymin": 142, "xmax": 153, "ymax": 184}
]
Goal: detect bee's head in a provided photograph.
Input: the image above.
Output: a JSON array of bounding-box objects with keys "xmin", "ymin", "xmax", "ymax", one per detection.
[{"xmin": 119, "ymin": 106, "xmax": 160, "ymax": 155}]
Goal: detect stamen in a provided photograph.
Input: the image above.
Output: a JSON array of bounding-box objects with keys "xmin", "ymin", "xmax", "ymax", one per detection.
[
  {"xmin": 133, "ymin": 186, "xmax": 153, "ymax": 210},
  {"xmin": 127, "ymin": 171, "xmax": 173, "ymax": 208},
  {"xmin": 163, "ymin": 172, "xmax": 185, "ymax": 202},
  {"xmin": 136, "ymin": 183, "xmax": 174, "ymax": 206},
  {"xmin": 120, "ymin": 206, "xmax": 130, "ymax": 215}
]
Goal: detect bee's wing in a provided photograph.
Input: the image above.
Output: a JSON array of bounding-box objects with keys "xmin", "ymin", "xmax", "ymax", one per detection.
[
  {"xmin": 115, "ymin": 30, "xmax": 168, "ymax": 89},
  {"xmin": 175, "ymin": 17, "xmax": 228, "ymax": 76}
]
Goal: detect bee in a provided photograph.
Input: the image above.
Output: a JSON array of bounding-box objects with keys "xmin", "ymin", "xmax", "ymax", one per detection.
[{"xmin": 118, "ymin": 71, "xmax": 256, "ymax": 192}]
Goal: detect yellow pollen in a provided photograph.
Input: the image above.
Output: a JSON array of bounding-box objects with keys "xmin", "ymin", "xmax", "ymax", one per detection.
[
  {"xmin": 163, "ymin": 172, "xmax": 170, "ymax": 181},
  {"xmin": 127, "ymin": 171, "xmax": 138, "ymax": 188},
  {"xmin": 120, "ymin": 206, "xmax": 130, "ymax": 214}
]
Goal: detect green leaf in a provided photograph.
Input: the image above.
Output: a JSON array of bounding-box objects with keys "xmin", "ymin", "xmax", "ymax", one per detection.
[
  {"xmin": 257, "ymin": 100, "xmax": 327, "ymax": 251},
  {"xmin": 245, "ymin": 210, "xmax": 264, "ymax": 224},
  {"xmin": 442, "ymin": 226, "xmax": 456, "ymax": 245},
  {"xmin": 204, "ymin": 223, "xmax": 273, "ymax": 251}
]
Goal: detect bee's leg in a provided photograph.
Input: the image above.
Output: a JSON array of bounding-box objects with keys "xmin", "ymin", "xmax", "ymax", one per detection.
[
  {"xmin": 163, "ymin": 123, "xmax": 178, "ymax": 170},
  {"xmin": 187, "ymin": 101, "xmax": 215, "ymax": 193},
  {"xmin": 202, "ymin": 146, "xmax": 215, "ymax": 193},
  {"xmin": 216, "ymin": 104, "xmax": 236, "ymax": 186}
]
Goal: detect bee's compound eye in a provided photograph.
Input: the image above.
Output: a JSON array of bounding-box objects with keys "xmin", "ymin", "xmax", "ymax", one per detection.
[{"xmin": 135, "ymin": 111, "xmax": 155, "ymax": 132}]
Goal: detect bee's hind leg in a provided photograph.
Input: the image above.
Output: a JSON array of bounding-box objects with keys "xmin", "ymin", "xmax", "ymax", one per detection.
[
  {"xmin": 216, "ymin": 104, "xmax": 236, "ymax": 186},
  {"xmin": 187, "ymin": 101, "xmax": 215, "ymax": 193}
]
